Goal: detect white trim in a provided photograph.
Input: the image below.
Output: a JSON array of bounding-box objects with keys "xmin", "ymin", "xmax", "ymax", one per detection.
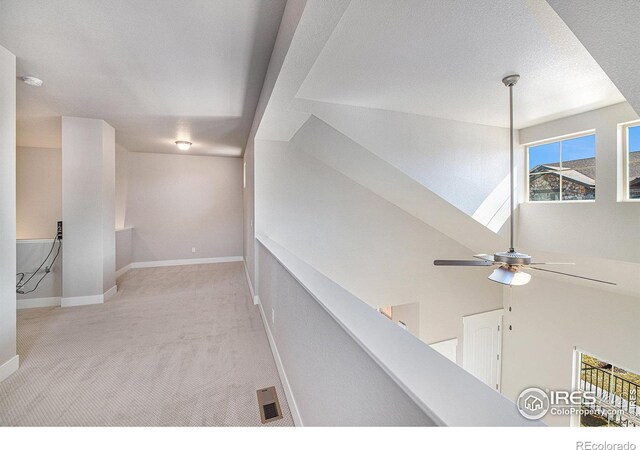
[
  {"xmin": 61, "ymin": 294, "xmax": 104, "ymax": 307},
  {"xmin": 17, "ymin": 296, "xmax": 61, "ymax": 310},
  {"xmin": 104, "ymin": 285, "xmax": 118, "ymax": 301},
  {"xmin": 130, "ymin": 256, "xmax": 243, "ymax": 269},
  {"xmin": 255, "ymin": 296, "xmax": 303, "ymax": 427},
  {"xmin": 621, "ymin": 120, "xmax": 640, "ymax": 201},
  {"xmin": 243, "ymin": 260, "xmax": 259, "ymax": 305},
  {"xmin": 116, "ymin": 263, "xmax": 132, "ymax": 279},
  {"xmin": 521, "ymin": 128, "xmax": 596, "ymax": 147},
  {"xmin": 525, "ymin": 129, "xmax": 596, "ymax": 203},
  {"xmin": 115, "ymin": 227, "xmax": 133, "ymax": 232},
  {"xmin": 0, "ymin": 355, "xmax": 19, "ymax": 382},
  {"xmin": 16, "ymin": 238, "xmax": 56, "ymax": 244}
]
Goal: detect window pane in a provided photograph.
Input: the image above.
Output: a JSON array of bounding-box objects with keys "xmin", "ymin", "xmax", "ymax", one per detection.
[
  {"xmin": 629, "ymin": 125, "xmax": 640, "ymax": 199},
  {"xmin": 529, "ymin": 142, "xmax": 560, "ymax": 201},
  {"xmin": 561, "ymin": 134, "xmax": 596, "ymax": 200}
]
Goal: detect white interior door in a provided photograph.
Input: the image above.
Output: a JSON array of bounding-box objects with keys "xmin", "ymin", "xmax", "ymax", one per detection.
[{"xmin": 463, "ymin": 309, "xmax": 503, "ymax": 391}]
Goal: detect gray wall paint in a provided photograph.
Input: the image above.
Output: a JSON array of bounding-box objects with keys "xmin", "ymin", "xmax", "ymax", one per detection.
[
  {"xmin": 257, "ymin": 244, "xmax": 434, "ymax": 426},
  {"xmin": 243, "ymin": 0, "xmax": 308, "ymax": 290},
  {"xmin": 102, "ymin": 123, "xmax": 116, "ymax": 292},
  {"xmin": 16, "ymin": 240, "xmax": 62, "ymax": 300},
  {"xmin": 255, "ymin": 139, "xmax": 503, "ymax": 355},
  {"xmin": 0, "ymin": 44, "xmax": 17, "ymax": 371},
  {"xmin": 61, "ymin": 117, "xmax": 116, "ymax": 299},
  {"xmin": 115, "ymin": 145, "xmax": 129, "ymax": 229},
  {"xmin": 126, "ymin": 152, "xmax": 243, "ymax": 262},
  {"xmin": 504, "ymin": 278, "xmax": 640, "ymax": 426},
  {"xmin": 16, "ymin": 147, "xmax": 61, "ymax": 239},
  {"xmin": 115, "ymin": 228, "xmax": 132, "ymax": 272}
]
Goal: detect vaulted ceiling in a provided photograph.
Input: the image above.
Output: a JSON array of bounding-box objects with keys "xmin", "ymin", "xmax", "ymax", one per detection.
[
  {"xmin": 0, "ymin": 0, "xmax": 286, "ymax": 156},
  {"xmin": 296, "ymin": 0, "xmax": 625, "ymax": 129},
  {"xmin": 1, "ymin": 0, "xmax": 634, "ymax": 157}
]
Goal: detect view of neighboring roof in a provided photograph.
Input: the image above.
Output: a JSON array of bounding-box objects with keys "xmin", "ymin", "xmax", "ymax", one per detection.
[
  {"xmin": 530, "ymin": 151, "xmax": 640, "ymax": 185},
  {"xmin": 530, "ymin": 164, "xmax": 595, "ymax": 187}
]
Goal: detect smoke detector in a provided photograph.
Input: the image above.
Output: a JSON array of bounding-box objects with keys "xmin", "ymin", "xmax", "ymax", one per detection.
[{"xmin": 20, "ymin": 76, "xmax": 44, "ymax": 87}]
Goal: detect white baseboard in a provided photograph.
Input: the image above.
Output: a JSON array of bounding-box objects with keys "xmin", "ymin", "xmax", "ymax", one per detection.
[
  {"xmin": 0, "ymin": 355, "xmax": 19, "ymax": 382},
  {"xmin": 256, "ymin": 296, "xmax": 303, "ymax": 426},
  {"xmin": 243, "ymin": 260, "xmax": 259, "ymax": 305},
  {"xmin": 130, "ymin": 256, "xmax": 243, "ymax": 269},
  {"xmin": 104, "ymin": 285, "xmax": 118, "ymax": 301},
  {"xmin": 17, "ymin": 296, "xmax": 61, "ymax": 310},
  {"xmin": 61, "ymin": 293, "xmax": 104, "ymax": 307},
  {"xmin": 116, "ymin": 263, "xmax": 132, "ymax": 279}
]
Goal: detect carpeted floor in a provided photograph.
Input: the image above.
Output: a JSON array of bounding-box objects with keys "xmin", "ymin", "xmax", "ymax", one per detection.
[{"xmin": 0, "ymin": 262, "xmax": 294, "ymax": 426}]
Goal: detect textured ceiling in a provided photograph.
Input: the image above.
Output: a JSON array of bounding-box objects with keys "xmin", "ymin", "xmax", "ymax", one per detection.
[
  {"xmin": 546, "ymin": 0, "xmax": 640, "ymax": 117},
  {"xmin": 296, "ymin": 0, "xmax": 625, "ymax": 129},
  {"xmin": 0, "ymin": 0, "xmax": 286, "ymax": 156}
]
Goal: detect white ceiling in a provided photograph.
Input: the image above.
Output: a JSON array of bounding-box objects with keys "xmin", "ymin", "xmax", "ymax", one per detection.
[
  {"xmin": 296, "ymin": 0, "xmax": 625, "ymax": 129},
  {"xmin": 546, "ymin": 0, "xmax": 640, "ymax": 117},
  {"xmin": 0, "ymin": 0, "xmax": 286, "ymax": 156}
]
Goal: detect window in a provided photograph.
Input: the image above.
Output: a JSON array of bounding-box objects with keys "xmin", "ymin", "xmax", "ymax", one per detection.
[
  {"xmin": 577, "ymin": 352, "xmax": 639, "ymax": 427},
  {"xmin": 527, "ymin": 133, "xmax": 596, "ymax": 202},
  {"xmin": 624, "ymin": 122, "xmax": 640, "ymax": 200}
]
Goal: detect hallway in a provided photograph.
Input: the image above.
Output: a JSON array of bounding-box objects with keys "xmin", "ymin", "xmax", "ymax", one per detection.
[{"xmin": 0, "ymin": 263, "xmax": 293, "ymax": 426}]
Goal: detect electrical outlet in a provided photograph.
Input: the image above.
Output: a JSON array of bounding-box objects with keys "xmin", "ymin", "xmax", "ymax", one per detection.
[
  {"xmin": 57, "ymin": 221, "xmax": 63, "ymax": 240},
  {"xmin": 191, "ymin": 247, "xmax": 196, "ymax": 253},
  {"xmin": 271, "ymin": 308, "xmax": 275, "ymax": 324}
]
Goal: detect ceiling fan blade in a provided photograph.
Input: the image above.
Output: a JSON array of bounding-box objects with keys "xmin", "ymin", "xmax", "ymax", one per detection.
[
  {"xmin": 529, "ymin": 262, "xmax": 575, "ymax": 265},
  {"xmin": 526, "ymin": 266, "xmax": 616, "ymax": 285},
  {"xmin": 434, "ymin": 260, "xmax": 494, "ymax": 266},
  {"xmin": 473, "ymin": 254, "xmax": 495, "ymax": 262}
]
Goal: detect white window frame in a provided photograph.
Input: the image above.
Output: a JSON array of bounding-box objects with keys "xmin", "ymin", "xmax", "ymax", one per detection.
[
  {"xmin": 525, "ymin": 130, "xmax": 596, "ymax": 203},
  {"xmin": 622, "ymin": 120, "xmax": 640, "ymax": 202}
]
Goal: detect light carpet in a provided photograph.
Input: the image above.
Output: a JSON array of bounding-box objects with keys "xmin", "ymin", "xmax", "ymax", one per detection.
[{"xmin": 0, "ymin": 262, "xmax": 294, "ymax": 426}]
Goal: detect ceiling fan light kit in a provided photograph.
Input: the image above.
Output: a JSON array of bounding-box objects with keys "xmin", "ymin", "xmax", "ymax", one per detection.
[
  {"xmin": 489, "ymin": 267, "xmax": 531, "ymax": 286},
  {"xmin": 433, "ymin": 75, "xmax": 615, "ymax": 287}
]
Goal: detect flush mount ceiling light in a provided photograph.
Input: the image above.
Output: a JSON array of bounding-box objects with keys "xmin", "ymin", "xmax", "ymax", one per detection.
[
  {"xmin": 20, "ymin": 76, "xmax": 44, "ymax": 87},
  {"xmin": 175, "ymin": 140, "xmax": 192, "ymax": 151},
  {"xmin": 433, "ymin": 75, "xmax": 616, "ymax": 287}
]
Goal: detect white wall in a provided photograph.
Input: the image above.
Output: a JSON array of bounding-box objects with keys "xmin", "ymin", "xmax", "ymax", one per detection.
[
  {"xmin": 16, "ymin": 147, "xmax": 61, "ymax": 239},
  {"xmin": 255, "ymin": 136, "xmax": 503, "ymax": 363},
  {"xmin": 243, "ymin": 0, "xmax": 308, "ymax": 290},
  {"xmin": 503, "ymin": 279, "xmax": 640, "ymax": 426},
  {"xmin": 518, "ymin": 102, "xmax": 640, "ymax": 263},
  {"xmin": 115, "ymin": 144, "xmax": 129, "ymax": 229},
  {"xmin": 16, "ymin": 240, "xmax": 62, "ymax": 303},
  {"xmin": 258, "ymin": 243, "xmax": 436, "ymax": 426},
  {"xmin": 0, "ymin": 44, "xmax": 17, "ymax": 380},
  {"xmin": 390, "ymin": 302, "xmax": 420, "ymax": 338},
  {"xmin": 295, "ymin": 100, "xmax": 512, "ymax": 218},
  {"xmin": 500, "ymin": 101, "xmax": 640, "ymax": 426},
  {"xmin": 115, "ymin": 228, "xmax": 132, "ymax": 273},
  {"xmin": 61, "ymin": 117, "xmax": 116, "ymax": 302},
  {"xmin": 125, "ymin": 152, "xmax": 243, "ymax": 263}
]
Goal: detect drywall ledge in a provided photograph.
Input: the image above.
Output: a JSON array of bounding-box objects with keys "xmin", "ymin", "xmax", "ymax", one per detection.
[{"xmin": 256, "ymin": 234, "xmax": 542, "ymax": 426}]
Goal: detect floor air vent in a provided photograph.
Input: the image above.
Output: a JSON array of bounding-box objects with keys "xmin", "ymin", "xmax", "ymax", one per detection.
[{"xmin": 257, "ymin": 386, "xmax": 283, "ymax": 424}]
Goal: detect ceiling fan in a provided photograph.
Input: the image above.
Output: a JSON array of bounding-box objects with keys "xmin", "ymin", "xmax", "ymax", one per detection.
[{"xmin": 433, "ymin": 75, "xmax": 616, "ymax": 287}]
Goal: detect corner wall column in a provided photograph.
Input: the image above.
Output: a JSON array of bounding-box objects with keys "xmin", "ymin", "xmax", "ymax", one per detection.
[
  {"xmin": 0, "ymin": 44, "xmax": 18, "ymax": 381},
  {"xmin": 61, "ymin": 117, "xmax": 116, "ymax": 307}
]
